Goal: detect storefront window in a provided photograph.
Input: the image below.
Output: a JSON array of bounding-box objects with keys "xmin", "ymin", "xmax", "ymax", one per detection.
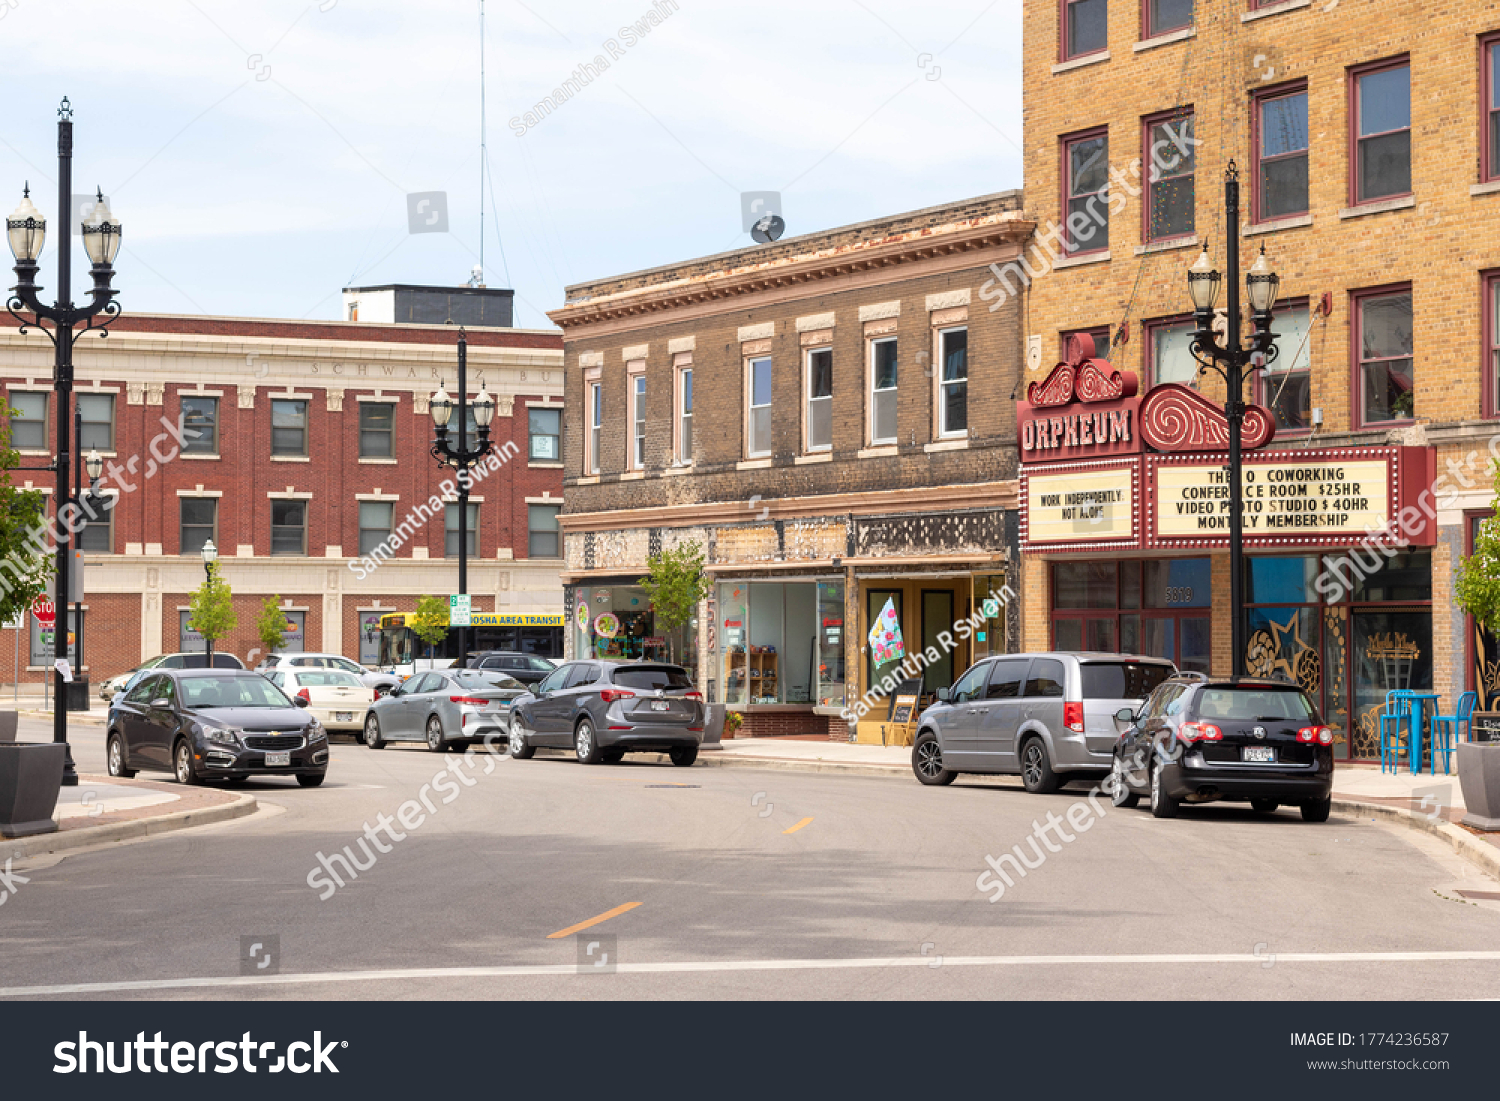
[
  {"xmin": 1052, "ymin": 559, "xmax": 1210, "ymax": 670},
  {"xmin": 570, "ymin": 585, "xmax": 694, "ymax": 674},
  {"xmin": 718, "ymin": 580, "xmax": 844, "ymax": 708},
  {"xmin": 972, "ymin": 574, "xmax": 1011, "ymax": 662}
]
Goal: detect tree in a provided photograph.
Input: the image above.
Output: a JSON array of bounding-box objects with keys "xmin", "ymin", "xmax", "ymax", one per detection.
[
  {"xmin": 638, "ymin": 541, "xmax": 711, "ymax": 663},
  {"xmin": 256, "ymin": 594, "xmax": 287, "ymax": 660},
  {"xmin": 411, "ymin": 594, "xmax": 450, "ymax": 664},
  {"xmin": 0, "ymin": 401, "xmax": 51, "ymax": 623},
  {"xmin": 188, "ymin": 561, "xmax": 236, "ymax": 659},
  {"xmin": 1458, "ymin": 460, "xmax": 1500, "ymax": 632}
]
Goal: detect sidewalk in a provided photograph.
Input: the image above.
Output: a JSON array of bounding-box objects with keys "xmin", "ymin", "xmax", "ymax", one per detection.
[
  {"xmin": 0, "ymin": 775, "xmax": 257, "ymax": 863},
  {"xmin": 16, "ymin": 704, "xmax": 111, "ymax": 724}
]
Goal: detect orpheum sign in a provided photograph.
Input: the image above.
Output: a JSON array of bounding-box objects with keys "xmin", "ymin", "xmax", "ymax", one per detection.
[{"xmin": 1018, "ymin": 336, "xmax": 1436, "ymax": 552}]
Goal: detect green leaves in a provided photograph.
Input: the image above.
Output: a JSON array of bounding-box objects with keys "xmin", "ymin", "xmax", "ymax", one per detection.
[
  {"xmin": 1457, "ymin": 461, "xmax": 1500, "ymax": 632},
  {"xmin": 410, "ymin": 594, "xmax": 450, "ymax": 649},
  {"xmin": 638, "ymin": 541, "xmax": 710, "ymax": 639},
  {"xmin": 188, "ymin": 561, "xmax": 237, "ymax": 643},
  {"xmin": 257, "ymin": 594, "xmax": 287, "ymax": 656}
]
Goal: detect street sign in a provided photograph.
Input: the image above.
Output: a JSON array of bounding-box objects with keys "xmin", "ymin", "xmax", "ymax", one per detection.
[
  {"xmin": 32, "ymin": 597, "xmax": 54, "ymax": 626},
  {"xmin": 45, "ymin": 550, "xmax": 84, "ymax": 603},
  {"xmin": 449, "ymin": 594, "xmax": 472, "ymax": 628}
]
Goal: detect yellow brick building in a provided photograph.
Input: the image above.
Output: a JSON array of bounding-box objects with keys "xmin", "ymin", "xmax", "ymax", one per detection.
[{"xmin": 1017, "ymin": 0, "xmax": 1500, "ymax": 761}]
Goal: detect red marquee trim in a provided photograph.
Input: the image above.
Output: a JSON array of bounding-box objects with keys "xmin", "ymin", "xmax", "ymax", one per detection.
[
  {"xmin": 1138, "ymin": 384, "xmax": 1276, "ymax": 452},
  {"xmin": 1075, "ymin": 360, "xmax": 1139, "ymax": 403},
  {"xmin": 1027, "ymin": 363, "xmax": 1076, "ymax": 407}
]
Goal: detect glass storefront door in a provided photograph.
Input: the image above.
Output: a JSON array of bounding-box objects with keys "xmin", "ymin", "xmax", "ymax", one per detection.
[{"xmin": 865, "ymin": 589, "xmax": 903, "ymax": 701}]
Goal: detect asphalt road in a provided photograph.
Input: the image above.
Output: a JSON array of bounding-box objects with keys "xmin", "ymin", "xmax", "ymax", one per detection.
[{"xmin": 4, "ymin": 715, "xmax": 1499, "ymax": 1001}]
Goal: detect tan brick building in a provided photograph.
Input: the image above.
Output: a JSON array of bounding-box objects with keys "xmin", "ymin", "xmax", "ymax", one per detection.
[
  {"xmin": 548, "ymin": 194, "xmax": 1034, "ymax": 740},
  {"xmin": 1018, "ymin": 0, "xmax": 1500, "ymax": 761}
]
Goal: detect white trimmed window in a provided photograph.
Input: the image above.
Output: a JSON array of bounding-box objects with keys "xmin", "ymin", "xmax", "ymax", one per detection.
[
  {"xmin": 747, "ymin": 356, "xmax": 772, "ymax": 458},
  {"xmin": 869, "ymin": 337, "xmax": 898, "ymax": 445},
  {"xmin": 805, "ymin": 347, "xmax": 832, "ymax": 451},
  {"xmin": 586, "ymin": 381, "xmax": 602, "ymax": 475},
  {"xmin": 631, "ymin": 373, "xmax": 646, "ymax": 470},
  {"xmin": 937, "ymin": 327, "xmax": 968, "ymax": 437},
  {"xmin": 675, "ymin": 360, "xmax": 693, "ymax": 464}
]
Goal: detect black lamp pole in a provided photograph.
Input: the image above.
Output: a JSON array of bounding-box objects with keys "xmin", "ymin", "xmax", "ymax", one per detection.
[
  {"xmin": 429, "ymin": 329, "xmax": 495, "ymax": 666},
  {"xmin": 6, "ymin": 99, "xmax": 122, "ymax": 786},
  {"xmin": 1187, "ymin": 162, "xmax": 1281, "ymax": 678}
]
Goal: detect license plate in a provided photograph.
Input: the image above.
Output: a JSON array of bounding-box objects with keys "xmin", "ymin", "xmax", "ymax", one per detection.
[
  {"xmin": 651, "ymin": 700, "xmax": 670, "ymax": 711},
  {"xmin": 1242, "ymin": 745, "xmax": 1276, "ymax": 763},
  {"xmin": 334, "ymin": 712, "xmax": 353, "ymax": 722},
  {"xmin": 265, "ymin": 751, "xmax": 291, "ymax": 767}
]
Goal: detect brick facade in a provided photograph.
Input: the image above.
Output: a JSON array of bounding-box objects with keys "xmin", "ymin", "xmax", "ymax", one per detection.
[
  {"xmin": 0, "ymin": 313, "xmax": 565, "ymax": 686},
  {"xmin": 550, "ymin": 194, "xmax": 1034, "ymax": 741}
]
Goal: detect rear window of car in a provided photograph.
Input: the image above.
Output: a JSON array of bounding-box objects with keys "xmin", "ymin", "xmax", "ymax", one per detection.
[
  {"xmin": 452, "ymin": 671, "xmax": 524, "ymax": 691},
  {"xmin": 296, "ymin": 671, "xmax": 364, "ymax": 688},
  {"xmin": 1193, "ymin": 687, "xmax": 1317, "ymax": 722},
  {"xmin": 1080, "ymin": 662, "xmax": 1175, "ymax": 701},
  {"xmin": 612, "ymin": 666, "xmax": 692, "ymax": 690}
]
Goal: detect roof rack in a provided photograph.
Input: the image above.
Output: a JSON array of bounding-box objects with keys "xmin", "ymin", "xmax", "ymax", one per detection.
[{"xmin": 1169, "ymin": 671, "xmax": 1211, "ymax": 682}]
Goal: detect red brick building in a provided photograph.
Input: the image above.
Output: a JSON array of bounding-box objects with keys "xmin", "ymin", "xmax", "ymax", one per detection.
[{"xmin": 0, "ymin": 311, "xmax": 565, "ymax": 687}]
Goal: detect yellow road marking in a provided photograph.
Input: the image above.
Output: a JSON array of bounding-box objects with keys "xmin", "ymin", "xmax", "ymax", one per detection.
[
  {"xmin": 783, "ymin": 817, "xmax": 813, "ymax": 835},
  {"xmin": 546, "ymin": 902, "xmax": 642, "ymax": 940}
]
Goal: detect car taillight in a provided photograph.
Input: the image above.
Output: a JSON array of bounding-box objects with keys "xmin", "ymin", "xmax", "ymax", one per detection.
[
  {"xmin": 1178, "ymin": 722, "xmax": 1222, "ymax": 742},
  {"xmin": 296, "ymin": 688, "xmax": 311, "ymax": 702},
  {"xmin": 1318, "ymin": 727, "xmax": 1333, "ymax": 746},
  {"xmin": 449, "ymin": 696, "xmax": 489, "ymax": 706},
  {"xmin": 373, "ymin": 689, "xmax": 380, "ymax": 702},
  {"xmin": 1063, "ymin": 701, "xmax": 1085, "ymax": 733},
  {"xmin": 599, "ymin": 689, "xmax": 637, "ymax": 703},
  {"xmin": 685, "ymin": 691, "xmax": 704, "ymax": 701},
  {"xmin": 1300, "ymin": 726, "xmax": 1333, "ymax": 745}
]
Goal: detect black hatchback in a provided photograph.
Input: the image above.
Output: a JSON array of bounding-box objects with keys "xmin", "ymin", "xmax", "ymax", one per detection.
[
  {"xmin": 106, "ymin": 669, "xmax": 328, "ymax": 787},
  {"xmin": 1109, "ymin": 675, "xmax": 1334, "ymax": 822}
]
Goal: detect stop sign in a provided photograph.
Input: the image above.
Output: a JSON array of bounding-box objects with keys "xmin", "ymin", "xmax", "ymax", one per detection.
[{"xmin": 32, "ymin": 597, "xmax": 54, "ymax": 626}]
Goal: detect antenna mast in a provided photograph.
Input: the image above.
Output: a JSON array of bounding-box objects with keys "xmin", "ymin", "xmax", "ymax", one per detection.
[{"xmin": 479, "ymin": 0, "xmax": 486, "ymax": 282}]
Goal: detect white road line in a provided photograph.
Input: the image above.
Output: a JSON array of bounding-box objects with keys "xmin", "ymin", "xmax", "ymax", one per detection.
[{"xmin": 6, "ymin": 950, "xmax": 1500, "ymax": 997}]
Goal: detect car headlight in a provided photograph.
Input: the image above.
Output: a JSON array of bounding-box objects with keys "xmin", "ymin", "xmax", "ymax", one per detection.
[
  {"xmin": 307, "ymin": 721, "xmax": 327, "ymax": 742},
  {"xmin": 198, "ymin": 724, "xmax": 242, "ymax": 747}
]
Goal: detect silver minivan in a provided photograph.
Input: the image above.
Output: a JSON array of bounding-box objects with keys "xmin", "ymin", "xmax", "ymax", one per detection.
[{"xmin": 911, "ymin": 653, "xmax": 1177, "ymax": 791}]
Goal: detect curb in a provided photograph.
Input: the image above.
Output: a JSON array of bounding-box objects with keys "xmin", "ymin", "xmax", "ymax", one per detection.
[
  {"xmin": 1331, "ymin": 796, "xmax": 1500, "ymax": 880},
  {"xmin": 0, "ymin": 791, "xmax": 259, "ymax": 864},
  {"xmin": 15, "ymin": 710, "xmax": 108, "ymax": 726}
]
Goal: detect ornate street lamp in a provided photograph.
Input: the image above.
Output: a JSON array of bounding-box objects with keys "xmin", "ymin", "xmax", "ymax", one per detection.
[
  {"xmin": 5, "ymin": 99, "xmax": 123, "ymax": 785},
  {"xmin": 200, "ymin": 539, "xmax": 218, "ymax": 668},
  {"xmin": 1185, "ymin": 162, "xmax": 1280, "ymax": 678},
  {"xmin": 429, "ymin": 330, "xmax": 493, "ymax": 664}
]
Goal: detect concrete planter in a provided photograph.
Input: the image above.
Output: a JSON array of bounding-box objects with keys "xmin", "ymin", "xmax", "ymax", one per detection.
[
  {"xmin": 702, "ymin": 704, "xmax": 725, "ymax": 746},
  {"xmin": 0, "ymin": 742, "xmax": 64, "ymax": 838},
  {"xmin": 0, "ymin": 711, "xmax": 17, "ymax": 742},
  {"xmin": 1457, "ymin": 742, "xmax": 1500, "ymax": 831}
]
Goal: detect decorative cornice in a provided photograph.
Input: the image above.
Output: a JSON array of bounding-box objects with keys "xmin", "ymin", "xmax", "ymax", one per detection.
[
  {"xmin": 547, "ymin": 219, "xmax": 1035, "ymax": 333},
  {"xmin": 559, "ymin": 479, "xmax": 1020, "ymax": 532}
]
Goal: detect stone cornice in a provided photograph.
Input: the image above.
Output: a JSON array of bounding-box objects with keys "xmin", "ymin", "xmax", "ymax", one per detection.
[
  {"xmin": 559, "ymin": 480, "xmax": 1020, "ymax": 531},
  {"xmin": 547, "ymin": 219, "xmax": 1035, "ymax": 338}
]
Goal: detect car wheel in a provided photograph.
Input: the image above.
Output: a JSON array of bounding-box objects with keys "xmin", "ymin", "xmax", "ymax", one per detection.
[
  {"xmin": 602, "ymin": 749, "xmax": 625, "ymax": 764},
  {"xmin": 1020, "ymin": 738, "xmax": 1061, "ymax": 794},
  {"xmin": 912, "ymin": 732, "xmax": 957, "ymax": 786},
  {"xmin": 1301, "ymin": 796, "xmax": 1332, "ymax": 823},
  {"xmin": 173, "ymin": 739, "xmax": 202, "ymax": 786},
  {"xmin": 575, "ymin": 719, "xmax": 603, "ymax": 765},
  {"xmin": 669, "ymin": 746, "xmax": 697, "ymax": 768},
  {"xmin": 297, "ymin": 773, "xmax": 326, "ymax": 788},
  {"xmin": 1251, "ymin": 798, "xmax": 1280, "ymax": 814},
  {"xmin": 364, "ymin": 714, "xmax": 385, "ymax": 749},
  {"xmin": 1149, "ymin": 758, "xmax": 1179, "ymax": 819},
  {"xmin": 509, "ymin": 716, "xmax": 535, "ymax": 759},
  {"xmin": 425, "ymin": 716, "xmax": 447, "ymax": 753},
  {"xmin": 106, "ymin": 732, "xmax": 136, "ymax": 779},
  {"xmin": 1109, "ymin": 756, "xmax": 1139, "ymax": 808}
]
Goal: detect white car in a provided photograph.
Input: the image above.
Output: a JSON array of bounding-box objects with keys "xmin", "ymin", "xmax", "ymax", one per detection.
[
  {"xmin": 255, "ymin": 652, "xmax": 400, "ymax": 693},
  {"xmin": 100, "ymin": 652, "xmax": 246, "ymax": 702},
  {"xmin": 263, "ymin": 668, "xmax": 376, "ymax": 738}
]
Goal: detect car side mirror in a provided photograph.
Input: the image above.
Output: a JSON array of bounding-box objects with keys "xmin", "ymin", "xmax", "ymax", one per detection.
[
  {"xmin": 293, "ymin": 696, "xmax": 309, "ymax": 708},
  {"xmin": 150, "ymin": 697, "xmax": 170, "ymax": 709},
  {"xmin": 935, "ymin": 687, "xmax": 951, "ymax": 702},
  {"xmin": 1115, "ymin": 707, "xmax": 1135, "ymax": 723}
]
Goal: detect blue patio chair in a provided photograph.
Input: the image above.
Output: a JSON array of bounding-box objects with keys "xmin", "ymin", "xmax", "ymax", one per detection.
[
  {"xmin": 1431, "ymin": 691, "xmax": 1478, "ymax": 773},
  {"xmin": 1379, "ymin": 690, "xmax": 1416, "ymax": 775}
]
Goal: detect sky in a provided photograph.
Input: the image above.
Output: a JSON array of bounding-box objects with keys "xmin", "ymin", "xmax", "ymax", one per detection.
[{"xmin": 0, "ymin": 0, "xmax": 1023, "ymax": 330}]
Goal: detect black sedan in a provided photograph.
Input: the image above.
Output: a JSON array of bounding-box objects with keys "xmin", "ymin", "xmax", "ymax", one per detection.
[
  {"xmin": 1109, "ymin": 674, "xmax": 1334, "ymax": 821},
  {"xmin": 507, "ymin": 660, "xmax": 704, "ymax": 766},
  {"xmin": 106, "ymin": 668, "xmax": 328, "ymax": 787},
  {"xmin": 455, "ymin": 650, "xmax": 557, "ymax": 687}
]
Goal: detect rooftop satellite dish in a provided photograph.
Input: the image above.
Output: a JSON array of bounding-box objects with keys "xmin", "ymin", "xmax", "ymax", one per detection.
[{"xmin": 751, "ymin": 213, "xmax": 785, "ymax": 244}]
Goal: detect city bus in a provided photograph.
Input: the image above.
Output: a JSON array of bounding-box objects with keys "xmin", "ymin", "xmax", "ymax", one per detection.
[{"xmin": 376, "ymin": 612, "xmax": 565, "ymax": 678}]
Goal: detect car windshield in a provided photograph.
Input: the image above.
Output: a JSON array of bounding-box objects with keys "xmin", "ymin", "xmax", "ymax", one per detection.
[
  {"xmin": 297, "ymin": 671, "xmax": 364, "ymax": 689},
  {"xmin": 182, "ymin": 676, "xmax": 295, "ymax": 710},
  {"xmin": 612, "ymin": 666, "xmax": 692, "ymax": 690},
  {"xmin": 1193, "ymin": 687, "xmax": 1317, "ymax": 722},
  {"xmin": 1080, "ymin": 662, "xmax": 1175, "ymax": 700},
  {"xmin": 451, "ymin": 671, "xmax": 524, "ymax": 692}
]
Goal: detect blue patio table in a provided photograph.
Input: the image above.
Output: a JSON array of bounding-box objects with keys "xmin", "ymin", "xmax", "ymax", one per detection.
[{"xmin": 1402, "ymin": 692, "xmax": 1441, "ymax": 774}]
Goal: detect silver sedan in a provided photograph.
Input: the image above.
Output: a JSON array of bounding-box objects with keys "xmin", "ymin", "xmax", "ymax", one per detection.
[{"xmin": 363, "ymin": 669, "xmax": 527, "ymax": 752}]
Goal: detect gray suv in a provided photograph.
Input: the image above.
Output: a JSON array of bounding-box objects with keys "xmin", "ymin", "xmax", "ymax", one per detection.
[{"xmin": 911, "ymin": 653, "xmax": 1176, "ymax": 791}]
